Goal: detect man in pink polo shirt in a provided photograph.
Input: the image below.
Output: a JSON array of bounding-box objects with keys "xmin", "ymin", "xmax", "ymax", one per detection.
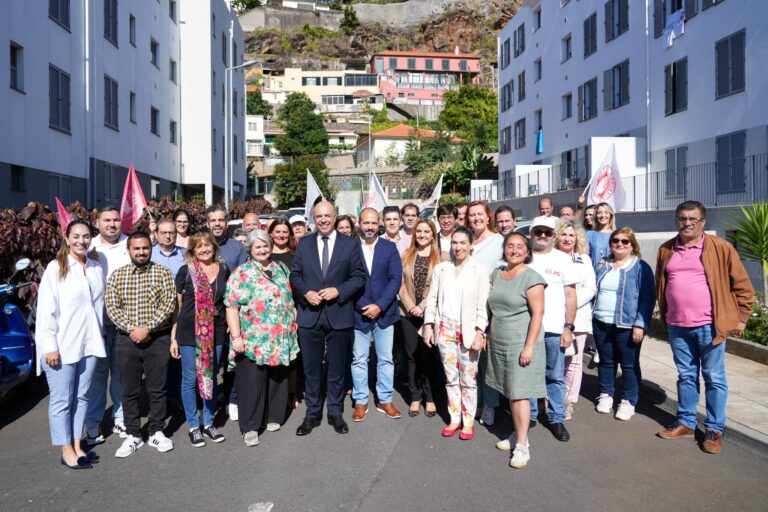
[{"xmin": 655, "ymin": 201, "xmax": 755, "ymax": 454}]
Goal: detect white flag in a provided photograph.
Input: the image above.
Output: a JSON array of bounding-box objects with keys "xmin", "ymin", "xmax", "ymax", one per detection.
[
  {"xmin": 363, "ymin": 171, "xmax": 388, "ymax": 212},
  {"xmin": 586, "ymin": 143, "xmax": 626, "ymax": 211},
  {"xmin": 305, "ymin": 170, "xmax": 324, "ymax": 225},
  {"xmin": 419, "ymin": 174, "xmax": 443, "ymax": 214}
]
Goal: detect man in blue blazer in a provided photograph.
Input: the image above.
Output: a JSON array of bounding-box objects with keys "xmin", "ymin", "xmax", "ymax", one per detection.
[
  {"xmin": 351, "ymin": 208, "xmax": 403, "ymax": 422},
  {"xmin": 290, "ymin": 201, "xmax": 367, "ymax": 435}
]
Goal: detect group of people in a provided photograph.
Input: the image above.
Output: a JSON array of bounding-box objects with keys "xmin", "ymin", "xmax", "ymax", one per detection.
[{"xmin": 35, "ymin": 195, "xmax": 755, "ymax": 471}]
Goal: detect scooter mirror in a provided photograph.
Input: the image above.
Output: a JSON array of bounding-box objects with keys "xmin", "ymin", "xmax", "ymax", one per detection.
[{"xmin": 14, "ymin": 258, "xmax": 31, "ymax": 272}]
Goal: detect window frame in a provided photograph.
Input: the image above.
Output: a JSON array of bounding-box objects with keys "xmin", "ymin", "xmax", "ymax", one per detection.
[
  {"xmin": 49, "ymin": 64, "xmax": 71, "ymax": 133},
  {"xmin": 150, "ymin": 38, "xmax": 159, "ymax": 68},
  {"xmin": 104, "ymin": 74, "xmax": 119, "ymax": 130},
  {"xmin": 583, "ymin": 12, "xmax": 597, "ymax": 58},
  {"xmin": 49, "ymin": 0, "xmax": 71, "ymax": 31},
  {"xmin": 129, "ymin": 14, "xmax": 136, "ymax": 47},
  {"xmin": 104, "ymin": 0, "xmax": 119, "ymax": 47},
  {"xmin": 715, "ymin": 29, "xmax": 746, "ymax": 100},
  {"xmin": 10, "ymin": 42, "xmax": 24, "ymax": 92},
  {"xmin": 150, "ymin": 106, "xmax": 160, "ymax": 136}
]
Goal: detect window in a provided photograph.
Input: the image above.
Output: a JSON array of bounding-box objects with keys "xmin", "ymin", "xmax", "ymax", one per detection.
[
  {"xmin": 703, "ymin": 0, "xmax": 726, "ymax": 10},
  {"xmin": 10, "ymin": 43, "xmax": 24, "ymax": 92},
  {"xmin": 129, "ymin": 91, "xmax": 136, "ymax": 123},
  {"xmin": 48, "ymin": 174, "xmax": 71, "ymax": 206},
  {"xmin": 302, "ymin": 77, "xmax": 320, "ymax": 86},
  {"xmin": 665, "ymin": 145, "xmax": 687, "ymax": 197},
  {"xmin": 716, "ymin": 130, "xmax": 746, "ymax": 193},
  {"xmin": 501, "ymin": 81, "xmax": 513, "ymax": 111},
  {"xmin": 603, "ymin": 59, "xmax": 630, "ymax": 110},
  {"xmin": 233, "ymin": 89, "xmax": 238, "ymax": 117},
  {"xmin": 534, "ymin": 58, "xmax": 542, "ymax": 81},
  {"xmin": 232, "ymin": 42, "xmax": 238, "ymax": 67},
  {"xmin": 150, "ymin": 107, "xmax": 159, "ymax": 135},
  {"xmin": 169, "ymin": 59, "xmax": 177, "ymax": 83},
  {"xmin": 104, "ymin": 0, "xmax": 118, "ymax": 46},
  {"xmin": 664, "ymin": 57, "xmax": 687, "ymax": 115},
  {"xmin": 577, "ymin": 77, "xmax": 598, "ymax": 121},
  {"xmin": 247, "ymin": 121, "xmax": 260, "ymax": 131},
  {"xmin": 212, "ymin": 71, "xmax": 216, "ymax": 93},
  {"xmin": 169, "ymin": 0, "xmax": 177, "ymax": 22},
  {"xmin": 605, "ymin": 0, "xmax": 629, "ymax": 42},
  {"xmin": 322, "ymin": 76, "xmax": 342, "ymax": 86},
  {"xmin": 49, "ymin": 65, "xmax": 71, "ymax": 132},
  {"xmin": 534, "ymin": 109, "xmax": 543, "ymax": 131},
  {"xmin": 11, "ymin": 165, "xmax": 25, "ymax": 191},
  {"xmin": 517, "ymin": 70, "xmax": 525, "ymax": 102},
  {"xmin": 442, "ymin": 59, "xmax": 450, "ymax": 70},
  {"xmin": 562, "ymin": 92, "xmax": 573, "ymax": 120},
  {"xmin": 501, "ymin": 38, "xmax": 511, "ymax": 69},
  {"xmin": 514, "ymin": 24, "xmax": 526, "ymax": 57},
  {"xmin": 150, "ymin": 39, "xmax": 159, "ymax": 67},
  {"xmin": 583, "ymin": 12, "xmax": 597, "ymax": 58},
  {"xmin": 407, "ymin": 58, "xmax": 416, "ymax": 70},
  {"xmin": 322, "ymin": 95, "xmax": 345, "ymax": 105},
  {"xmin": 169, "ymin": 120, "xmax": 177, "ymax": 144},
  {"xmin": 716, "ymin": 30, "xmax": 746, "ymax": 99},
  {"xmin": 212, "ymin": 13, "xmax": 216, "ymax": 35},
  {"xmin": 129, "ymin": 14, "xmax": 136, "ymax": 46},
  {"xmin": 344, "ymin": 74, "xmax": 377, "ymax": 87},
  {"xmin": 222, "ymin": 33, "xmax": 227, "ymax": 64},
  {"xmin": 49, "ymin": 0, "xmax": 70, "ymax": 30},
  {"xmin": 234, "ymin": 135, "xmax": 239, "ymax": 162},
  {"xmin": 212, "ymin": 128, "xmax": 216, "ymax": 152},
  {"xmin": 459, "ymin": 60, "xmax": 468, "ymax": 71},
  {"xmin": 421, "ymin": 58, "xmax": 432, "ymax": 72},
  {"xmin": 514, "ymin": 118, "xmax": 526, "ymax": 149},
  {"xmin": 104, "ymin": 75, "xmax": 119, "ymax": 129},
  {"xmin": 500, "ymin": 126, "xmax": 511, "ymax": 154},
  {"xmin": 534, "ymin": 7, "xmax": 542, "ymax": 31},
  {"xmin": 561, "ymin": 34, "xmax": 572, "ymax": 62},
  {"xmin": 389, "ymin": 57, "xmax": 398, "ymax": 69}
]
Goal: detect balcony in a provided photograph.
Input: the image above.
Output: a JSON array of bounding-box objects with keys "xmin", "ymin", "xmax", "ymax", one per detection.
[{"xmin": 319, "ymin": 103, "xmax": 364, "ymax": 114}]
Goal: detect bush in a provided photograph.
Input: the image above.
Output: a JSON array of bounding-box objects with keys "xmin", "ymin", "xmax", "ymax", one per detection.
[{"xmin": 744, "ymin": 302, "xmax": 768, "ymax": 346}]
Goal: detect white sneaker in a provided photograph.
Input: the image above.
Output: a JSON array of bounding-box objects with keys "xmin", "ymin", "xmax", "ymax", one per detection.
[
  {"xmin": 509, "ymin": 444, "xmax": 531, "ymax": 469},
  {"xmin": 115, "ymin": 435, "xmax": 144, "ymax": 458},
  {"xmin": 614, "ymin": 400, "xmax": 635, "ymax": 421},
  {"xmin": 266, "ymin": 422, "xmax": 281, "ymax": 432},
  {"xmin": 495, "ymin": 435, "xmax": 514, "ymax": 451},
  {"xmin": 479, "ymin": 405, "xmax": 495, "ymax": 426},
  {"xmin": 113, "ymin": 421, "xmax": 128, "ymax": 439},
  {"xmin": 596, "ymin": 393, "xmax": 613, "ymax": 414},
  {"xmin": 228, "ymin": 404, "xmax": 239, "ymax": 421},
  {"xmin": 148, "ymin": 431, "xmax": 174, "ymax": 452},
  {"xmin": 243, "ymin": 431, "xmax": 260, "ymax": 447}
]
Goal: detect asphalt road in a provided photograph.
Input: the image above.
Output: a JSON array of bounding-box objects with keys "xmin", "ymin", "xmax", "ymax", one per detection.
[{"xmin": 2, "ymin": 372, "xmax": 767, "ymax": 512}]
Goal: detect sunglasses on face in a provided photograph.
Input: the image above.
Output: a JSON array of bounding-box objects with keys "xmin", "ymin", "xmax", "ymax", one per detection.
[
  {"xmin": 611, "ymin": 239, "xmax": 631, "ymax": 246},
  {"xmin": 531, "ymin": 229, "xmax": 554, "ymax": 237}
]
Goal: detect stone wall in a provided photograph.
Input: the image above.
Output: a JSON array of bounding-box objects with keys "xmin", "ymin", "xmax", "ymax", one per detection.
[
  {"xmin": 353, "ymin": 0, "xmax": 473, "ymax": 29},
  {"xmin": 239, "ymin": 5, "xmax": 342, "ymax": 32}
]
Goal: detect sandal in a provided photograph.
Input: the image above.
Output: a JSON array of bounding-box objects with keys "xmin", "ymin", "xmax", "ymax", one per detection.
[
  {"xmin": 425, "ymin": 403, "xmax": 437, "ymax": 418},
  {"xmin": 408, "ymin": 402, "xmax": 420, "ymax": 417}
]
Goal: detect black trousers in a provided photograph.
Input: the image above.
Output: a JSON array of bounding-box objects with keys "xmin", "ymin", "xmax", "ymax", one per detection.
[
  {"xmin": 299, "ymin": 310, "xmax": 351, "ymax": 419},
  {"xmin": 234, "ymin": 356, "xmax": 289, "ymax": 433},
  {"xmin": 400, "ymin": 315, "xmax": 436, "ymax": 403},
  {"xmin": 116, "ymin": 331, "xmax": 170, "ymax": 437}
]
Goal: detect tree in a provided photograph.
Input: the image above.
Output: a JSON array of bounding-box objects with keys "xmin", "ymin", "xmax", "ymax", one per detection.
[
  {"xmin": 728, "ymin": 202, "xmax": 768, "ymax": 304},
  {"xmin": 273, "ymin": 156, "xmax": 331, "ymax": 208},
  {"xmin": 277, "ymin": 92, "xmax": 315, "ymax": 122},
  {"xmin": 339, "ymin": 6, "xmax": 360, "ymax": 35},
  {"xmin": 247, "ymin": 91, "xmax": 273, "ymax": 118},
  {"xmin": 274, "ymin": 92, "xmax": 328, "ymax": 156},
  {"xmin": 439, "ymin": 84, "xmax": 498, "ymax": 151},
  {"xmin": 230, "ymin": 0, "xmax": 260, "ymax": 12}
]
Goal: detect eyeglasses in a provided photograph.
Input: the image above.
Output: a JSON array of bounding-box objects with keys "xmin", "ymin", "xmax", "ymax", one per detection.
[
  {"xmin": 611, "ymin": 239, "xmax": 631, "ymax": 246},
  {"xmin": 676, "ymin": 217, "xmax": 702, "ymax": 224},
  {"xmin": 531, "ymin": 229, "xmax": 554, "ymax": 237}
]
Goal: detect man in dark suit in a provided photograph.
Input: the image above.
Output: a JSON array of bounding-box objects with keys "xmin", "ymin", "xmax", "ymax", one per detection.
[
  {"xmin": 351, "ymin": 208, "xmax": 403, "ymax": 422},
  {"xmin": 290, "ymin": 201, "xmax": 367, "ymax": 435}
]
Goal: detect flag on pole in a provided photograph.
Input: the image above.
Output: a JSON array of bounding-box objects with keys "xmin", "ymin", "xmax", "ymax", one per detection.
[
  {"xmin": 584, "ymin": 143, "xmax": 626, "ymax": 211},
  {"xmin": 419, "ymin": 174, "xmax": 444, "ymax": 214},
  {"xmin": 55, "ymin": 196, "xmax": 71, "ymax": 236},
  {"xmin": 305, "ymin": 169, "xmax": 325, "ymax": 226},
  {"xmin": 363, "ymin": 171, "xmax": 388, "ymax": 212},
  {"xmin": 120, "ymin": 164, "xmax": 148, "ymax": 234}
]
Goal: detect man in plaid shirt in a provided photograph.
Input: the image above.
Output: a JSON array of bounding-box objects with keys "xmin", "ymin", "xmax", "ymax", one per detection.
[{"xmin": 106, "ymin": 231, "xmax": 176, "ymax": 458}]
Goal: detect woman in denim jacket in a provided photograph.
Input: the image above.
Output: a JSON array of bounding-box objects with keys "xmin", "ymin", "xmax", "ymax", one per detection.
[{"xmin": 592, "ymin": 227, "xmax": 655, "ymax": 422}]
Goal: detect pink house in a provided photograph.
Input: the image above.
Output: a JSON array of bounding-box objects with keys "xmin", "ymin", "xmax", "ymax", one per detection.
[{"xmin": 371, "ymin": 51, "xmax": 481, "ymax": 103}]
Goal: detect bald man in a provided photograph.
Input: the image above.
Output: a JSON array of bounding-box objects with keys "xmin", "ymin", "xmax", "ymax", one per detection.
[
  {"xmin": 559, "ymin": 206, "xmax": 575, "ymax": 221},
  {"xmin": 539, "ymin": 198, "xmax": 553, "ymax": 217},
  {"xmin": 242, "ymin": 213, "xmax": 259, "ymax": 233}
]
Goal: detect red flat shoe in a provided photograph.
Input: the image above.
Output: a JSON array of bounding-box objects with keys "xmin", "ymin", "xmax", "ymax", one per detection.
[
  {"xmin": 459, "ymin": 427, "xmax": 474, "ymax": 440},
  {"xmin": 441, "ymin": 424, "xmax": 461, "ymax": 437}
]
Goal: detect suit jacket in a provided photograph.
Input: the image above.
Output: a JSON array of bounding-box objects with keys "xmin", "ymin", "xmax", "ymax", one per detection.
[
  {"xmin": 423, "ymin": 257, "xmax": 490, "ymax": 349},
  {"xmin": 354, "ymin": 238, "xmax": 402, "ymax": 330},
  {"xmin": 290, "ymin": 231, "xmax": 367, "ymax": 330},
  {"xmin": 399, "ymin": 254, "xmax": 435, "ymax": 316}
]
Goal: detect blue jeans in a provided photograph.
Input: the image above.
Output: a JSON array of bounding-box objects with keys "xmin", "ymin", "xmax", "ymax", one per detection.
[
  {"xmin": 352, "ymin": 324, "xmax": 394, "ymax": 405},
  {"xmin": 43, "ymin": 356, "xmax": 98, "ymax": 445},
  {"xmin": 85, "ymin": 324, "xmax": 122, "ymax": 432},
  {"xmin": 593, "ymin": 319, "xmax": 642, "ymax": 406},
  {"xmin": 530, "ymin": 332, "xmax": 567, "ymax": 424},
  {"xmin": 180, "ymin": 344, "xmax": 223, "ymax": 429},
  {"xmin": 668, "ymin": 324, "xmax": 727, "ymax": 433}
]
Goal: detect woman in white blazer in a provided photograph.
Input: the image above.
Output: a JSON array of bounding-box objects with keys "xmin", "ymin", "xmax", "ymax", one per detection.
[
  {"xmin": 423, "ymin": 227, "xmax": 490, "ymax": 440},
  {"xmin": 37, "ymin": 219, "xmax": 106, "ymax": 469}
]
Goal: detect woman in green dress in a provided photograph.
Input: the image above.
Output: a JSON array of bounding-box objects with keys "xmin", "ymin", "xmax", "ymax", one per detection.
[{"xmin": 486, "ymin": 232, "xmax": 547, "ymax": 469}]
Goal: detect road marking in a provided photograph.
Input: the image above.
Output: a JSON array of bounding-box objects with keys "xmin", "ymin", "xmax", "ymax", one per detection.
[{"xmin": 248, "ymin": 502, "xmax": 274, "ymax": 512}]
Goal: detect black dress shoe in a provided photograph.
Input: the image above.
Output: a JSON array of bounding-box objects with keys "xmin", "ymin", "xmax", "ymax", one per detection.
[
  {"xmin": 296, "ymin": 417, "xmax": 322, "ymax": 436},
  {"xmin": 61, "ymin": 457, "xmax": 92, "ymax": 470},
  {"xmin": 550, "ymin": 422, "xmax": 570, "ymax": 442},
  {"xmin": 529, "ymin": 419, "xmax": 538, "ymax": 429},
  {"xmin": 85, "ymin": 451, "xmax": 100, "ymax": 464},
  {"xmin": 328, "ymin": 415, "xmax": 349, "ymax": 434}
]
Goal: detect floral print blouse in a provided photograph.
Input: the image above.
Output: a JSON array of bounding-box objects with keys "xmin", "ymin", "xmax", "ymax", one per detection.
[{"xmin": 224, "ymin": 259, "xmax": 299, "ymax": 368}]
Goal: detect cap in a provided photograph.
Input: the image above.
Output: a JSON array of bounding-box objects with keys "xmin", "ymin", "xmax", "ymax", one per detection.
[
  {"xmin": 530, "ymin": 216, "xmax": 557, "ymax": 231},
  {"xmin": 289, "ymin": 215, "xmax": 308, "ymax": 225}
]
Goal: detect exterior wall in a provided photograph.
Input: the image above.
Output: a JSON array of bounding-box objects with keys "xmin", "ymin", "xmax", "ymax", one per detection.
[
  {"xmin": 246, "ymin": 115, "xmax": 265, "ymax": 158},
  {"xmin": 262, "ymin": 68, "xmax": 379, "ymax": 106}
]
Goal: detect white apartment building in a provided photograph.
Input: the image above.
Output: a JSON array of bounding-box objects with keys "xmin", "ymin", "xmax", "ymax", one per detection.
[
  {"xmin": 246, "ymin": 115, "xmax": 265, "ymax": 159},
  {"xmin": 496, "ymin": 0, "xmax": 768, "ymax": 212}
]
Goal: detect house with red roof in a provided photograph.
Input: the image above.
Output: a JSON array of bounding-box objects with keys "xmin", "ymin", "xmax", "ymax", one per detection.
[{"xmin": 354, "ymin": 123, "xmax": 461, "ymax": 168}]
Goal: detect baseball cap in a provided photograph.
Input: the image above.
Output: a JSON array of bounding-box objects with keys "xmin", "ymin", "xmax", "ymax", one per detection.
[
  {"xmin": 289, "ymin": 215, "xmax": 308, "ymax": 225},
  {"xmin": 530, "ymin": 216, "xmax": 557, "ymax": 231}
]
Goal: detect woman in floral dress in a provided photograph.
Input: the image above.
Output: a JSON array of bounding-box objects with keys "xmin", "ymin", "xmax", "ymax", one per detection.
[{"xmin": 225, "ymin": 230, "xmax": 299, "ymax": 447}]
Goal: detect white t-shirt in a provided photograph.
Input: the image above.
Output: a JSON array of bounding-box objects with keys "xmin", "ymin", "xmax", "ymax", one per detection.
[
  {"xmin": 90, "ymin": 234, "xmax": 130, "ymax": 278},
  {"xmin": 529, "ymin": 249, "xmax": 579, "ymax": 334}
]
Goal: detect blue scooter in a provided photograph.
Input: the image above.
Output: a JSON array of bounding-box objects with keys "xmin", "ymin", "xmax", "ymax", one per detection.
[{"xmin": 0, "ymin": 259, "xmax": 35, "ymax": 401}]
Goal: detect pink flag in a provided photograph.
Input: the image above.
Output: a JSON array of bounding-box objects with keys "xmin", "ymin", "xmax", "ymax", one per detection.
[
  {"xmin": 120, "ymin": 164, "xmax": 148, "ymax": 234},
  {"xmin": 55, "ymin": 196, "xmax": 71, "ymax": 236}
]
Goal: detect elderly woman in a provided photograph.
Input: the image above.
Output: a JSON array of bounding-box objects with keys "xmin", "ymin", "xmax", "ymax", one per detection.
[
  {"xmin": 587, "ymin": 202, "xmax": 616, "ymax": 272},
  {"xmin": 170, "ymin": 232, "xmax": 231, "ymax": 447},
  {"xmin": 173, "ymin": 209, "xmax": 192, "ymax": 248},
  {"xmin": 555, "ymin": 220, "xmax": 596, "ymax": 420},
  {"xmin": 37, "ymin": 219, "xmax": 106, "ymax": 469},
  {"xmin": 423, "ymin": 227, "xmax": 490, "ymax": 440},
  {"xmin": 487, "ymin": 232, "xmax": 546, "ymax": 469},
  {"xmin": 225, "ymin": 230, "xmax": 299, "ymax": 447},
  {"xmin": 593, "ymin": 227, "xmax": 655, "ymax": 421}
]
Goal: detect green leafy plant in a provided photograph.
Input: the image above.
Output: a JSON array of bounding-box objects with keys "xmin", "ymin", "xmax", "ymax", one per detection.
[
  {"xmin": 728, "ymin": 201, "xmax": 768, "ymax": 304},
  {"xmin": 246, "ymin": 90, "xmax": 273, "ymax": 118},
  {"xmin": 744, "ymin": 302, "xmax": 768, "ymax": 345},
  {"xmin": 273, "ymin": 156, "xmax": 332, "ymax": 207},
  {"xmin": 339, "ymin": 6, "xmax": 360, "ymax": 35}
]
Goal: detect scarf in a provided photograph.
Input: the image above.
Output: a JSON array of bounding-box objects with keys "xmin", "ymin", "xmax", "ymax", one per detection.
[{"xmin": 189, "ymin": 260, "xmax": 216, "ymax": 400}]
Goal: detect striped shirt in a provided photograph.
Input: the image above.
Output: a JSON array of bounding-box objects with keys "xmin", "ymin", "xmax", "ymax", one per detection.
[{"xmin": 105, "ymin": 261, "xmax": 176, "ymax": 333}]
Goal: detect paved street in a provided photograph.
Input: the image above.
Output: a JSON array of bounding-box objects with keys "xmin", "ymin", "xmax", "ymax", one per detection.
[{"xmin": 2, "ymin": 372, "xmax": 767, "ymax": 512}]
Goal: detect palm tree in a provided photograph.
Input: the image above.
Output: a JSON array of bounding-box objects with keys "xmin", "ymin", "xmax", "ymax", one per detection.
[{"xmin": 728, "ymin": 202, "xmax": 768, "ymax": 304}]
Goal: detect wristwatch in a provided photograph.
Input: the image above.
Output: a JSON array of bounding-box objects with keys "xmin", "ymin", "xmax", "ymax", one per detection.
[{"xmin": 564, "ymin": 323, "xmax": 575, "ymax": 332}]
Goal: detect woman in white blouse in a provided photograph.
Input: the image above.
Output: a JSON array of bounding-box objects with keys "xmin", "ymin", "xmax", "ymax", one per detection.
[
  {"xmin": 423, "ymin": 227, "xmax": 490, "ymax": 441},
  {"xmin": 37, "ymin": 219, "xmax": 106, "ymax": 469}
]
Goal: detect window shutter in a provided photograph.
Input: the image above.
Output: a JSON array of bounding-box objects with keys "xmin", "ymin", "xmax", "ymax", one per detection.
[
  {"xmin": 653, "ymin": 0, "xmax": 664, "ymax": 38},
  {"xmin": 731, "ymin": 131, "xmax": 746, "ymax": 191},
  {"xmin": 589, "ymin": 78, "xmax": 598, "ymax": 118},
  {"xmin": 62, "ymin": 73, "xmax": 70, "ymax": 129},
  {"xmin": 603, "ymin": 68, "xmax": 613, "ymax": 110},
  {"xmin": 620, "ymin": 0, "xmax": 629, "ymax": 34},
  {"xmin": 716, "ymin": 38, "xmax": 729, "ymax": 97},
  {"xmin": 49, "ymin": 67, "xmax": 58, "ymax": 126},
  {"xmin": 578, "ymin": 84, "xmax": 584, "ymax": 121},
  {"xmin": 301, "ymin": 77, "xmax": 307, "ymax": 86},
  {"xmin": 620, "ymin": 60, "xmax": 630, "ymax": 105},
  {"xmin": 685, "ymin": 0, "xmax": 697, "ymax": 19},
  {"xmin": 731, "ymin": 31, "xmax": 746, "ymax": 92},
  {"xmin": 716, "ymin": 135, "xmax": 731, "ymax": 191},
  {"xmin": 665, "ymin": 149, "xmax": 676, "ymax": 196},
  {"xmin": 676, "ymin": 59, "xmax": 688, "ymax": 111},
  {"xmin": 676, "ymin": 145, "xmax": 687, "ymax": 195},
  {"xmin": 584, "ymin": 17, "xmax": 590, "ymax": 56},
  {"xmin": 664, "ymin": 65, "xmax": 673, "ymax": 114},
  {"xmin": 605, "ymin": 1, "xmax": 614, "ymax": 43}
]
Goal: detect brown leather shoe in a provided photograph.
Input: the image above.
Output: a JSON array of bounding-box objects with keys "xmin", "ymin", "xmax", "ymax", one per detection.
[
  {"xmin": 352, "ymin": 404, "xmax": 369, "ymax": 422},
  {"xmin": 702, "ymin": 430, "xmax": 723, "ymax": 454},
  {"xmin": 657, "ymin": 422, "xmax": 695, "ymax": 439},
  {"xmin": 375, "ymin": 402, "xmax": 402, "ymax": 419}
]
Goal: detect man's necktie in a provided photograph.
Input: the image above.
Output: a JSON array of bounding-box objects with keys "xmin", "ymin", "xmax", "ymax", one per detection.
[{"xmin": 321, "ymin": 236, "xmax": 329, "ymax": 278}]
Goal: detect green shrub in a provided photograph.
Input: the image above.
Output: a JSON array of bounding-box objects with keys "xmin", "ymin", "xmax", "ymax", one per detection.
[{"xmin": 744, "ymin": 302, "xmax": 768, "ymax": 346}]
